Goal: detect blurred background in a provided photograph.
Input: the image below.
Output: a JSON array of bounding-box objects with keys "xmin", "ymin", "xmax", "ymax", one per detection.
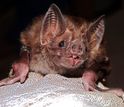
[{"xmin": 0, "ymin": 0, "xmax": 124, "ymax": 88}]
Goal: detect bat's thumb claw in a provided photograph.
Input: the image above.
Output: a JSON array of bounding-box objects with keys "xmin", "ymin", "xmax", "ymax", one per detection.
[
  {"xmin": 121, "ymin": 93, "xmax": 124, "ymax": 101},
  {"xmin": 20, "ymin": 75, "xmax": 27, "ymax": 84}
]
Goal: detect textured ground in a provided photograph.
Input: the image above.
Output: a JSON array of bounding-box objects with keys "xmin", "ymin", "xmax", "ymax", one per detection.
[{"xmin": 0, "ymin": 72, "xmax": 123, "ymax": 107}]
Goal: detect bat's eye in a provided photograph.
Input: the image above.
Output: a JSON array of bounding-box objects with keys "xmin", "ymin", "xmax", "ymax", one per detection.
[{"xmin": 59, "ymin": 40, "xmax": 65, "ymax": 48}]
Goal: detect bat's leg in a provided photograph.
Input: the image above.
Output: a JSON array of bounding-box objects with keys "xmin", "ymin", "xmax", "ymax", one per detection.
[
  {"xmin": 82, "ymin": 70, "xmax": 124, "ymax": 99},
  {"xmin": 0, "ymin": 61, "xmax": 29, "ymax": 86},
  {"xmin": 82, "ymin": 70, "xmax": 98, "ymax": 91},
  {"xmin": 0, "ymin": 45, "xmax": 30, "ymax": 86}
]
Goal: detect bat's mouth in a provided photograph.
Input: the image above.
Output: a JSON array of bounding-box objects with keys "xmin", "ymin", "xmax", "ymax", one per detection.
[
  {"xmin": 60, "ymin": 55, "xmax": 84, "ymax": 69},
  {"xmin": 68, "ymin": 57, "xmax": 81, "ymax": 66}
]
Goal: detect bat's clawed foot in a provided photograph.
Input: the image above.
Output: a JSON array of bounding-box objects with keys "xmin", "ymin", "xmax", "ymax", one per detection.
[
  {"xmin": 82, "ymin": 71, "xmax": 124, "ymax": 100},
  {"xmin": 82, "ymin": 79, "xmax": 97, "ymax": 91},
  {"xmin": 82, "ymin": 71, "xmax": 98, "ymax": 91},
  {"xmin": 0, "ymin": 61, "xmax": 29, "ymax": 86},
  {"xmin": 82, "ymin": 79, "xmax": 124, "ymax": 100},
  {"xmin": 0, "ymin": 75, "xmax": 21, "ymax": 86}
]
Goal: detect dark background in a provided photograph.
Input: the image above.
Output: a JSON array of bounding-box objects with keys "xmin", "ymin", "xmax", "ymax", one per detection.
[{"xmin": 0, "ymin": 0, "xmax": 124, "ymax": 88}]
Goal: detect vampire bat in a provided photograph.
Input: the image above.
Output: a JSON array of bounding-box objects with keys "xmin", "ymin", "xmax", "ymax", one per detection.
[{"xmin": 0, "ymin": 4, "xmax": 123, "ymax": 98}]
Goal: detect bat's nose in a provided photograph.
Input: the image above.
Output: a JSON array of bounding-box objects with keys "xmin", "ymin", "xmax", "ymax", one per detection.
[{"xmin": 70, "ymin": 44, "xmax": 84, "ymax": 55}]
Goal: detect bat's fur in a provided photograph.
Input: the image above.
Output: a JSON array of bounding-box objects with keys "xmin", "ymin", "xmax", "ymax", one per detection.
[
  {"xmin": 20, "ymin": 4, "xmax": 111, "ymax": 82},
  {"xmin": 1, "ymin": 4, "xmax": 123, "ymax": 99}
]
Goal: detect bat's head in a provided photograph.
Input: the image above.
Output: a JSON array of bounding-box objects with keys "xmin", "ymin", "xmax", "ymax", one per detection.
[{"xmin": 40, "ymin": 4, "xmax": 105, "ymax": 69}]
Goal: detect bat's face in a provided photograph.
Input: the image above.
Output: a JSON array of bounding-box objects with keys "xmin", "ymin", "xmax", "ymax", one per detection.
[
  {"xmin": 40, "ymin": 4, "xmax": 105, "ymax": 69},
  {"xmin": 46, "ymin": 28, "xmax": 88, "ymax": 69}
]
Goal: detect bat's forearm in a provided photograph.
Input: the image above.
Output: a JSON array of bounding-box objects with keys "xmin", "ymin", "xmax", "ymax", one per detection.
[
  {"xmin": 19, "ymin": 45, "xmax": 30, "ymax": 64},
  {"xmin": 85, "ymin": 56, "xmax": 111, "ymax": 82},
  {"xmin": 83, "ymin": 70, "xmax": 98, "ymax": 82}
]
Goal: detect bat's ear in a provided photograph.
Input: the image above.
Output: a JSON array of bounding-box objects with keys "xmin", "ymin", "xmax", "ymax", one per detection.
[
  {"xmin": 87, "ymin": 15, "xmax": 105, "ymax": 52},
  {"xmin": 40, "ymin": 3, "xmax": 66, "ymax": 45}
]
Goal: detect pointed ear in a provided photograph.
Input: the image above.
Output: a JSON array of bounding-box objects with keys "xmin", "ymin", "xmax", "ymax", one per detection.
[
  {"xmin": 87, "ymin": 15, "xmax": 105, "ymax": 51},
  {"xmin": 40, "ymin": 4, "xmax": 66, "ymax": 45}
]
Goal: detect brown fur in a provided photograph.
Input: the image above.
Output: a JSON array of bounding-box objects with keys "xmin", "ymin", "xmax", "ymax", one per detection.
[
  {"xmin": 20, "ymin": 15, "xmax": 111, "ymax": 82},
  {"xmin": 1, "ymin": 4, "xmax": 123, "ymax": 98}
]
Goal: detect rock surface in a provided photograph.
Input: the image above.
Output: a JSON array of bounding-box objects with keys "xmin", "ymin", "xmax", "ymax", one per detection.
[{"xmin": 0, "ymin": 72, "xmax": 124, "ymax": 107}]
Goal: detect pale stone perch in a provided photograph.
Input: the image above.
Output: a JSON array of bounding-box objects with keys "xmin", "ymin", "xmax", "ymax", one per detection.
[{"xmin": 0, "ymin": 72, "xmax": 124, "ymax": 107}]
